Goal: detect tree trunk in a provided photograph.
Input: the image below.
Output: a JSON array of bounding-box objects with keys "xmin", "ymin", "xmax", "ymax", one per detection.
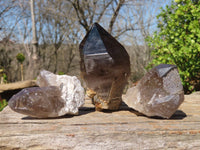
[
  {"xmin": 26, "ymin": 0, "xmax": 38, "ymax": 80},
  {"xmin": 20, "ymin": 64, "xmax": 23, "ymax": 81},
  {"xmin": 30, "ymin": 0, "xmax": 38, "ymax": 58}
]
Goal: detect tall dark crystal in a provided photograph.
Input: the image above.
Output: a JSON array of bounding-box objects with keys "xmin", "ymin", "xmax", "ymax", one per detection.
[{"xmin": 79, "ymin": 23, "xmax": 130, "ymax": 110}]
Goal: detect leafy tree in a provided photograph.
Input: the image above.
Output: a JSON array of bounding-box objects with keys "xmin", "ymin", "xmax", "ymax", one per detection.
[
  {"xmin": 147, "ymin": 0, "xmax": 200, "ymax": 93},
  {"xmin": 16, "ymin": 53, "xmax": 25, "ymax": 81}
]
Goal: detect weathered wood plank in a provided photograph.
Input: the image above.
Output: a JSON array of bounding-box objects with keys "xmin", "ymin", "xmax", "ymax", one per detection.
[
  {"xmin": 0, "ymin": 80, "xmax": 37, "ymax": 92},
  {"xmin": 0, "ymin": 93, "xmax": 200, "ymax": 149},
  {"xmin": 0, "ymin": 80, "xmax": 37, "ymax": 100}
]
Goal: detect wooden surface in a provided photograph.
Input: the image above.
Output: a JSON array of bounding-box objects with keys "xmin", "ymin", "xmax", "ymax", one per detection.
[
  {"xmin": 0, "ymin": 80, "xmax": 37, "ymax": 101},
  {"xmin": 0, "ymin": 80, "xmax": 37, "ymax": 92},
  {"xmin": 0, "ymin": 93, "xmax": 200, "ymax": 150}
]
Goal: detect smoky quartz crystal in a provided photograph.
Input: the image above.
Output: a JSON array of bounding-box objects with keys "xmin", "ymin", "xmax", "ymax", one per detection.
[
  {"xmin": 79, "ymin": 23, "xmax": 130, "ymax": 110},
  {"xmin": 8, "ymin": 70, "xmax": 85, "ymax": 118},
  {"xmin": 122, "ymin": 64, "xmax": 184, "ymax": 119}
]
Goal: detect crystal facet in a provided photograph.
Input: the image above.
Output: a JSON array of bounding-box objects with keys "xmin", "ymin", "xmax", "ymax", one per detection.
[
  {"xmin": 8, "ymin": 70, "xmax": 85, "ymax": 118},
  {"xmin": 79, "ymin": 23, "xmax": 130, "ymax": 110},
  {"xmin": 122, "ymin": 64, "xmax": 184, "ymax": 119}
]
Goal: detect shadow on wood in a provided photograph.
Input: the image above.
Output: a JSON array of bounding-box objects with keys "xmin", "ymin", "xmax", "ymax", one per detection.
[
  {"xmin": 21, "ymin": 107, "xmax": 96, "ymax": 120},
  {"xmin": 130, "ymin": 109, "xmax": 187, "ymax": 120}
]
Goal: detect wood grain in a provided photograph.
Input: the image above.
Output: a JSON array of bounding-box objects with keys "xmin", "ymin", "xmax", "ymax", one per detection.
[{"xmin": 0, "ymin": 93, "xmax": 200, "ymax": 149}]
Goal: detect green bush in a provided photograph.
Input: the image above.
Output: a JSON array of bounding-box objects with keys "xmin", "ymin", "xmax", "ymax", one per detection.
[{"xmin": 147, "ymin": 0, "xmax": 200, "ymax": 93}]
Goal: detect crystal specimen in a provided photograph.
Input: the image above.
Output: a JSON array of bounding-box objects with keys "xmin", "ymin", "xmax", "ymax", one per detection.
[
  {"xmin": 8, "ymin": 70, "xmax": 85, "ymax": 118},
  {"xmin": 8, "ymin": 86, "xmax": 64, "ymax": 118},
  {"xmin": 36, "ymin": 70, "xmax": 85, "ymax": 115},
  {"xmin": 79, "ymin": 23, "xmax": 130, "ymax": 110},
  {"xmin": 122, "ymin": 64, "xmax": 184, "ymax": 119}
]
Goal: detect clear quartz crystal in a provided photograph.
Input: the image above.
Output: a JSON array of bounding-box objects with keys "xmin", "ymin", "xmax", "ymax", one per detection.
[
  {"xmin": 8, "ymin": 70, "xmax": 85, "ymax": 118},
  {"xmin": 122, "ymin": 64, "xmax": 184, "ymax": 119}
]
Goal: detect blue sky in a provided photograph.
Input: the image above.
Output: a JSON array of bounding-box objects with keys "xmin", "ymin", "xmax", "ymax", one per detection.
[{"xmin": 0, "ymin": 0, "xmax": 172, "ymax": 45}]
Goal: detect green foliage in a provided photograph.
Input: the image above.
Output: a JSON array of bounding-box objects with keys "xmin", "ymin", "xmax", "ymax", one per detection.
[
  {"xmin": 147, "ymin": 0, "xmax": 200, "ymax": 93},
  {"xmin": 0, "ymin": 68, "xmax": 7, "ymax": 83},
  {"xmin": 58, "ymin": 71, "xmax": 65, "ymax": 75},
  {"xmin": 2, "ymin": 73, "xmax": 7, "ymax": 83},
  {"xmin": 16, "ymin": 53, "xmax": 25, "ymax": 64},
  {"xmin": 0, "ymin": 99, "xmax": 7, "ymax": 111}
]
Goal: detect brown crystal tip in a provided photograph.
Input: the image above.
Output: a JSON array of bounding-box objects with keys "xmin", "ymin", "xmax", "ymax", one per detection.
[{"xmin": 79, "ymin": 22, "xmax": 130, "ymax": 110}]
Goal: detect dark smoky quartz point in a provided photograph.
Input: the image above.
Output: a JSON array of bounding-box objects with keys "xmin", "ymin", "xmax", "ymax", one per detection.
[{"xmin": 79, "ymin": 23, "xmax": 130, "ymax": 110}]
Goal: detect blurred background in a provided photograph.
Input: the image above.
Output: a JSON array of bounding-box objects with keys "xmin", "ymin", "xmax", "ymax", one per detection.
[
  {"xmin": 0, "ymin": 0, "xmax": 171, "ymax": 82},
  {"xmin": 1, "ymin": 0, "xmax": 199, "ymax": 94}
]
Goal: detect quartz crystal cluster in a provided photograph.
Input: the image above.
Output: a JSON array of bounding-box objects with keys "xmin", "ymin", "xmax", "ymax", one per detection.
[
  {"xmin": 8, "ymin": 22, "xmax": 184, "ymax": 119},
  {"xmin": 122, "ymin": 64, "xmax": 184, "ymax": 119},
  {"xmin": 8, "ymin": 70, "xmax": 85, "ymax": 118},
  {"xmin": 79, "ymin": 23, "xmax": 130, "ymax": 110}
]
